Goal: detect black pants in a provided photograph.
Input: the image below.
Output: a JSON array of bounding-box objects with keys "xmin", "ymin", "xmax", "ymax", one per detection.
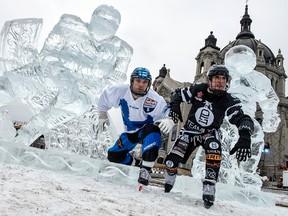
[{"xmin": 164, "ymin": 129, "xmax": 222, "ymax": 181}]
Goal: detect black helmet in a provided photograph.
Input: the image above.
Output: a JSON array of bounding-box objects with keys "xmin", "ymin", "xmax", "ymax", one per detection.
[
  {"xmin": 130, "ymin": 67, "xmax": 152, "ymax": 96},
  {"xmin": 207, "ymin": 64, "xmax": 231, "ymax": 96},
  {"xmin": 207, "ymin": 64, "xmax": 230, "ymax": 80}
]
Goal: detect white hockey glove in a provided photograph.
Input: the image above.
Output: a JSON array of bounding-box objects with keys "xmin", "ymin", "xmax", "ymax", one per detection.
[
  {"xmin": 158, "ymin": 118, "xmax": 175, "ymax": 134},
  {"xmin": 98, "ymin": 111, "xmax": 110, "ymax": 133}
]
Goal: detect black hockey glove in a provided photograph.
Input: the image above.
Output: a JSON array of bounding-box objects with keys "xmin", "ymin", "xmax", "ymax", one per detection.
[
  {"xmin": 168, "ymin": 105, "xmax": 183, "ymax": 123},
  {"xmin": 229, "ymin": 130, "xmax": 251, "ymax": 162}
]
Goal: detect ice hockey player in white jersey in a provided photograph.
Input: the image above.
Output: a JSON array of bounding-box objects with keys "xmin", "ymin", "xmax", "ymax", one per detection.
[{"xmin": 98, "ymin": 67, "xmax": 174, "ymax": 186}]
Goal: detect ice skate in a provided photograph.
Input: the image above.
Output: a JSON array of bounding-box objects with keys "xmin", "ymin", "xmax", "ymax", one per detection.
[
  {"xmin": 202, "ymin": 179, "xmax": 216, "ymax": 209},
  {"xmin": 138, "ymin": 168, "xmax": 150, "ymax": 186},
  {"xmin": 164, "ymin": 171, "xmax": 176, "ymax": 193}
]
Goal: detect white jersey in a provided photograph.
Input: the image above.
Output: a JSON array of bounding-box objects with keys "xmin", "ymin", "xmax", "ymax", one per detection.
[{"xmin": 98, "ymin": 84, "xmax": 169, "ymax": 133}]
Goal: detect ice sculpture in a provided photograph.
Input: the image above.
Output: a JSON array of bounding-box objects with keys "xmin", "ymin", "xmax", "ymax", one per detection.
[
  {"xmin": 0, "ymin": 5, "xmax": 133, "ymax": 158},
  {"xmin": 0, "ymin": 110, "xmax": 16, "ymax": 142},
  {"xmin": 192, "ymin": 45, "xmax": 280, "ymax": 190},
  {"xmin": 0, "ymin": 18, "xmax": 42, "ymax": 73}
]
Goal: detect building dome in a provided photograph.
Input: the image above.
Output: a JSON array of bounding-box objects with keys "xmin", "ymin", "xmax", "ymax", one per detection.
[{"xmin": 220, "ymin": 5, "xmax": 276, "ymax": 65}]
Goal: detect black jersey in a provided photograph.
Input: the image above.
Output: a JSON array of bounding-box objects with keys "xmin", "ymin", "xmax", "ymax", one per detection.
[{"xmin": 170, "ymin": 83, "xmax": 254, "ymax": 134}]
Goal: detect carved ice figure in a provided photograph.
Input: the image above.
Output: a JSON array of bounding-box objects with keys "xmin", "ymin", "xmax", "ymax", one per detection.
[
  {"xmin": 224, "ymin": 45, "xmax": 280, "ymax": 188},
  {"xmin": 0, "ymin": 18, "xmax": 42, "ymax": 73},
  {"xmin": 40, "ymin": 4, "xmax": 133, "ymax": 102},
  {"xmin": 0, "ymin": 5, "xmax": 132, "ymax": 159},
  {"xmin": 0, "ymin": 18, "xmax": 43, "ymax": 107},
  {"xmin": 192, "ymin": 45, "xmax": 280, "ymax": 189}
]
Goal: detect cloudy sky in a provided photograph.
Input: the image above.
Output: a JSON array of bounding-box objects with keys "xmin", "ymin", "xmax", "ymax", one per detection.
[
  {"xmin": 1, "ymin": 0, "xmax": 288, "ymax": 85},
  {"xmin": 1, "ymin": 0, "xmax": 288, "ymax": 129}
]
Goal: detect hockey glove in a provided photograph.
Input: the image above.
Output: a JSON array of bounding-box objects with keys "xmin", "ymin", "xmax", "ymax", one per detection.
[
  {"xmin": 158, "ymin": 118, "xmax": 175, "ymax": 134},
  {"xmin": 230, "ymin": 130, "xmax": 251, "ymax": 161},
  {"xmin": 98, "ymin": 111, "xmax": 110, "ymax": 133},
  {"xmin": 168, "ymin": 105, "xmax": 183, "ymax": 123}
]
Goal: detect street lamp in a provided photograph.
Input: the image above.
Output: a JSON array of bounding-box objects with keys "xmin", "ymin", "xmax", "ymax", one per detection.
[{"xmin": 263, "ymin": 142, "xmax": 270, "ymax": 153}]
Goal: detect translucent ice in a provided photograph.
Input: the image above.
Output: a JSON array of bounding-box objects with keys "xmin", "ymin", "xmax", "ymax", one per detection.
[
  {"xmin": 0, "ymin": 5, "xmax": 132, "ymax": 158},
  {"xmin": 0, "ymin": 110, "xmax": 16, "ymax": 142},
  {"xmin": 192, "ymin": 45, "xmax": 280, "ymax": 190}
]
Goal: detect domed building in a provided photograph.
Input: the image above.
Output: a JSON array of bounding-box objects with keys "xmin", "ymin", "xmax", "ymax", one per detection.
[{"xmin": 154, "ymin": 4, "xmax": 288, "ymax": 182}]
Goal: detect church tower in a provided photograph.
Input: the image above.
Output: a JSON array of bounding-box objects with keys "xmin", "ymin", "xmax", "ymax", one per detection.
[{"xmin": 195, "ymin": 31, "xmax": 222, "ymax": 82}]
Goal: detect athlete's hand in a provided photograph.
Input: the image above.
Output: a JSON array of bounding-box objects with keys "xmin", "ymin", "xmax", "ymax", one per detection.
[
  {"xmin": 230, "ymin": 130, "xmax": 251, "ymax": 161},
  {"xmin": 98, "ymin": 112, "xmax": 110, "ymax": 133},
  {"xmin": 169, "ymin": 105, "xmax": 183, "ymax": 123},
  {"xmin": 158, "ymin": 118, "xmax": 175, "ymax": 134}
]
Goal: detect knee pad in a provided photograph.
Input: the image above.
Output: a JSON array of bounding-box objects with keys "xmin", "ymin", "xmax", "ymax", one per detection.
[
  {"xmin": 142, "ymin": 124, "xmax": 161, "ymax": 138},
  {"xmin": 142, "ymin": 146, "xmax": 158, "ymax": 162},
  {"xmin": 204, "ymin": 137, "xmax": 222, "ymax": 153},
  {"xmin": 164, "ymin": 157, "xmax": 178, "ymax": 175},
  {"xmin": 203, "ymin": 137, "xmax": 222, "ymax": 181},
  {"xmin": 108, "ymin": 150, "xmax": 132, "ymax": 164},
  {"xmin": 204, "ymin": 137, "xmax": 222, "ymax": 163},
  {"xmin": 170, "ymin": 138, "xmax": 189, "ymax": 159},
  {"xmin": 141, "ymin": 126, "xmax": 161, "ymax": 159},
  {"xmin": 164, "ymin": 153, "xmax": 182, "ymax": 169}
]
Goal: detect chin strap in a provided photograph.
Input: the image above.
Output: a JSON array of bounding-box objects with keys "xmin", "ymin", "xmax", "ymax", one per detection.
[{"xmin": 207, "ymin": 87, "xmax": 225, "ymax": 97}]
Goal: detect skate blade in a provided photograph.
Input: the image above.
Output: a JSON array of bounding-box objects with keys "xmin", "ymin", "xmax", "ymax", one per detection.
[
  {"xmin": 138, "ymin": 184, "xmax": 143, "ymax": 191},
  {"xmin": 204, "ymin": 200, "xmax": 214, "ymax": 209}
]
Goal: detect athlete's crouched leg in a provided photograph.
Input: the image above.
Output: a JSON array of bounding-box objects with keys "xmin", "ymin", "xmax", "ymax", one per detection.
[
  {"xmin": 141, "ymin": 124, "xmax": 161, "ymax": 165},
  {"xmin": 164, "ymin": 137, "xmax": 189, "ymax": 192},
  {"xmin": 138, "ymin": 124, "xmax": 161, "ymax": 185},
  {"xmin": 108, "ymin": 149, "xmax": 132, "ymax": 164},
  {"xmin": 202, "ymin": 137, "xmax": 222, "ymax": 206},
  {"xmin": 107, "ymin": 133, "xmax": 135, "ymax": 165},
  {"xmin": 203, "ymin": 137, "xmax": 222, "ymax": 181}
]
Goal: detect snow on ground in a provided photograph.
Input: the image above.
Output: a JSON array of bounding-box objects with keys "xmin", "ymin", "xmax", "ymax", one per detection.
[{"xmin": 1, "ymin": 163, "xmax": 288, "ymax": 216}]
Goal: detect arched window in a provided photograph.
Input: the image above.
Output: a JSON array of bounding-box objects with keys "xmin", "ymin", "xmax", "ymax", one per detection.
[{"xmin": 200, "ymin": 62, "xmax": 204, "ymax": 74}]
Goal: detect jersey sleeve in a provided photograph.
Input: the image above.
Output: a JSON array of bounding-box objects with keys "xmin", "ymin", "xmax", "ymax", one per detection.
[
  {"xmin": 171, "ymin": 83, "xmax": 198, "ymax": 105},
  {"xmin": 226, "ymin": 97, "xmax": 254, "ymax": 134},
  {"xmin": 98, "ymin": 84, "xmax": 124, "ymax": 112},
  {"xmin": 146, "ymin": 90, "xmax": 170, "ymax": 122},
  {"xmin": 153, "ymin": 97, "xmax": 170, "ymax": 121}
]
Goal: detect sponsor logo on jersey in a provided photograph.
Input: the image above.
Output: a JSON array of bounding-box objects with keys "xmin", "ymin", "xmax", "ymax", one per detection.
[
  {"xmin": 206, "ymin": 154, "xmax": 222, "ymax": 161},
  {"xmin": 206, "ymin": 168, "xmax": 217, "ymax": 179},
  {"xmin": 186, "ymin": 120, "xmax": 205, "ymax": 133},
  {"xmin": 195, "ymin": 100, "xmax": 214, "ymax": 127},
  {"xmin": 207, "ymin": 149, "xmax": 221, "ymax": 154},
  {"xmin": 129, "ymin": 105, "xmax": 139, "ymax": 110},
  {"xmin": 206, "ymin": 161, "xmax": 221, "ymax": 168},
  {"xmin": 165, "ymin": 160, "xmax": 174, "ymax": 168},
  {"xmin": 117, "ymin": 138, "xmax": 123, "ymax": 148},
  {"xmin": 209, "ymin": 141, "xmax": 219, "ymax": 150},
  {"xmin": 143, "ymin": 97, "xmax": 157, "ymax": 113},
  {"xmin": 143, "ymin": 142, "xmax": 156, "ymax": 151},
  {"xmin": 195, "ymin": 91, "xmax": 203, "ymax": 101},
  {"xmin": 171, "ymin": 140, "xmax": 188, "ymax": 158}
]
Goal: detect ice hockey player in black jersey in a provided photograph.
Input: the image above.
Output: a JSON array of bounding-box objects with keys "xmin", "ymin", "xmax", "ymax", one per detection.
[{"xmin": 163, "ymin": 64, "xmax": 254, "ymax": 208}]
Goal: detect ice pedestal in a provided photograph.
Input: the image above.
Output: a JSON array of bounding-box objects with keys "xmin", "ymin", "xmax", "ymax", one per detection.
[
  {"xmin": 173, "ymin": 175, "xmax": 275, "ymax": 208},
  {"xmin": 283, "ymin": 171, "xmax": 288, "ymax": 188},
  {"xmin": 0, "ymin": 141, "xmax": 138, "ymax": 186}
]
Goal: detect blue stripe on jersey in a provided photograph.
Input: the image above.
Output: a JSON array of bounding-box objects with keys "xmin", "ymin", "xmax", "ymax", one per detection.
[{"xmin": 119, "ymin": 99, "xmax": 154, "ymax": 131}]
